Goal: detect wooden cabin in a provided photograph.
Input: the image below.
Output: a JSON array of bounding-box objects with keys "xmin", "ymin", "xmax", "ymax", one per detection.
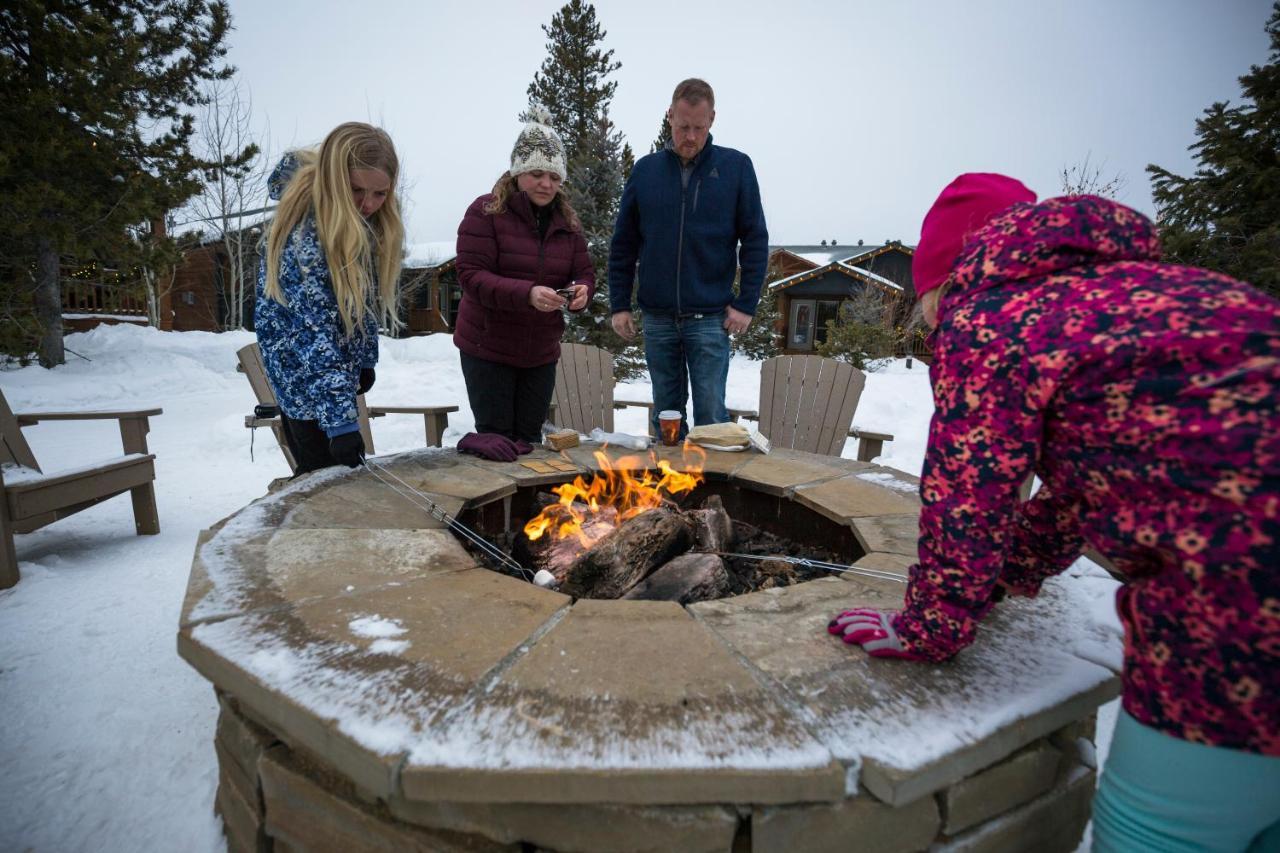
[
  {"xmin": 765, "ymin": 242, "xmax": 916, "ymax": 355},
  {"xmin": 401, "ymin": 242, "xmax": 458, "ymax": 335}
]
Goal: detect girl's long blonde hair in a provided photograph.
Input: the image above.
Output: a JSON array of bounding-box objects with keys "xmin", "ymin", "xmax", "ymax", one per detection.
[{"xmin": 264, "ymin": 122, "xmax": 404, "ymax": 337}]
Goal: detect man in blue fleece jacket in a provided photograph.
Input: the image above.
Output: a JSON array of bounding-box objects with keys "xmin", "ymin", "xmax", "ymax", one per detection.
[{"xmin": 608, "ymin": 78, "xmax": 769, "ymax": 439}]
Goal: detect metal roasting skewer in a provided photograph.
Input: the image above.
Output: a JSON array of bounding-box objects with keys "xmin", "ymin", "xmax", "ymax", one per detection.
[
  {"xmin": 363, "ymin": 459, "xmax": 534, "ymax": 580},
  {"xmin": 709, "ymin": 552, "xmax": 908, "ymax": 583}
]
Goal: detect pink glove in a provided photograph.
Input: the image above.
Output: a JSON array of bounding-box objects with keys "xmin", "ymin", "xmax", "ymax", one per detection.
[
  {"xmin": 458, "ymin": 432, "xmax": 519, "ymax": 462},
  {"xmin": 827, "ymin": 608, "xmax": 925, "ymax": 660}
]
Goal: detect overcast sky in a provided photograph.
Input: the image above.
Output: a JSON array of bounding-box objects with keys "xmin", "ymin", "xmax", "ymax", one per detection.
[{"xmin": 221, "ymin": 0, "xmax": 1271, "ymax": 246}]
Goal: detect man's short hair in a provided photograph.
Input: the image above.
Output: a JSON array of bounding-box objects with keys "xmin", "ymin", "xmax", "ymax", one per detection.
[{"xmin": 671, "ymin": 78, "xmax": 715, "ymax": 110}]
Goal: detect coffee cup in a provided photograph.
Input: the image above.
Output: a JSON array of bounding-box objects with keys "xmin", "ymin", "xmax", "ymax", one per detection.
[{"xmin": 658, "ymin": 410, "xmax": 682, "ymax": 446}]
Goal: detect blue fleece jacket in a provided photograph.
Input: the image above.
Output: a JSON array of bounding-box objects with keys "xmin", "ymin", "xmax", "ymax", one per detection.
[
  {"xmin": 255, "ymin": 154, "xmax": 377, "ymax": 437},
  {"xmin": 608, "ymin": 137, "xmax": 768, "ymax": 317}
]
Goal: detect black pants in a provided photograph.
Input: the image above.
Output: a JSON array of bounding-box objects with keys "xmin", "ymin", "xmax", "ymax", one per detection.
[
  {"xmin": 280, "ymin": 414, "xmax": 339, "ymax": 476},
  {"xmin": 459, "ymin": 351, "xmax": 557, "ymax": 444}
]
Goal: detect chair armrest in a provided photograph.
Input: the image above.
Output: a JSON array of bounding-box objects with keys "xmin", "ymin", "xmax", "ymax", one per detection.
[
  {"xmin": 17, "ymin": 408, "xmax": 161, "ymax": 456},
  {"xmin": 727, "ymin": 407, "xmax": 759, "ymax": 422},
  {"xmin": 613, "ymin": 398, "xmax": 652, "ymax": 410},
  {"xmin": 847, "ymin": 428, "xmax": 894, "ymax": 441},
  {"xmin": 366, "ymin": 405, "xmax": 459, "ymax": 448},
  {"xmin": 365, "ymin": 405, "xmax": 460, "ymax": 415},
  {"xmin": 15, "ymin": 408, "xmax": 163, "ymax": 425},
  {"xmin": 847, "ymin": 428, "xmax": 893, "ymax": 463}
]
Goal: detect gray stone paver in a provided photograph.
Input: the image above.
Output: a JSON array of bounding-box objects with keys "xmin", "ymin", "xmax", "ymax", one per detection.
[
  {"xmin": 690, "ymin": 577, "xmax": 1118, "ymax": 807},
  {"xmin": 180, "ymin": 616, "xmax": 408, "ymax": 798},
  {"xmin": 793, "ymin": 473, "xmax": 920, "ymax": 522},
  {"xmin": 851, "ymin": 552, "xmax": 916, "ymax": 579},
  {"xmin": 182, "ymin": 527, "xmax": 478, "ymax": 629},
  {"xmin": 752, "ymin": 791, "xmax": 939, "ymax": 853},
  {"xmin": 289, "ymin": 568, "xmax": 569, "ymax": 681},
  {"xmin": 259, "ymin": 747, "xmax": 517, "ymax": 852},
  {"xmin": 281, "ymin": 476, "xmax": 464, "ymax": 529},
  {"xmin": 730, "ymin": 447, "xmax": 869, "ymax": 496},
  {"xmin": 942, "ymin": 741, "xmax": 1061, "ymax": 833},
  {"xmin": 400, "ymin": 598, "xmax": 845, "ymax": 806},
  {"xmin": 450, "ymin": 447, "xmax": 591, "ymax": 489},
  {"xmin": 849, "ymin": 514, "xmax": 920, "ymax": 557},
  {"xmin": 387, "ymin": 796, "xmax": 739, "ymax": 852}
]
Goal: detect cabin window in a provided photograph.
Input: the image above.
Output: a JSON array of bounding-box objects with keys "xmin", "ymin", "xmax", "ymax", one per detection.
[
  {"xmin": 789, "ymin": 300, "xmax": 815, "ymax": 350},
  {"xmin": 813, "ymin": 300, "xmax": 841, "ymax": 345}
]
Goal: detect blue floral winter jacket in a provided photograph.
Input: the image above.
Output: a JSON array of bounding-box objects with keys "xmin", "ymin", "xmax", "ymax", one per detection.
[{"xmin": 254, "ymin": 154, "xmax": 377, "ymax": 436}]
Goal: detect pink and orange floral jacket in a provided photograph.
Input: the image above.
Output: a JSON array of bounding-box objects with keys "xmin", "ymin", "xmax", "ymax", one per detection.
[{"xmin": 896, "ymin": 195, "xmax": 1279, "ymax": 755}]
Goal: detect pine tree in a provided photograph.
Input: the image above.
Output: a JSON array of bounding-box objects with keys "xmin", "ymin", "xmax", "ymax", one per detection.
[
  {"xmin": 733, "ymin": 259, "xmax": 784, "ymax": 360},
  {"xmin": 1147, "ymin": 3, "xmax": 1280, "ymax": 299},
  {"xmin": 0, "ymin": 0, "xmax": 247, "ymax": 366},
  {"xmin": 526, "ymin": 0, "xmax": 620, "ymax": 166},
  {"xmin": 650, "ymin": 112, "xmax": 672, "ymax": 154},
  {"xmin": 525, "ymin": 1, "xmax": 637, "ymax": 371}
]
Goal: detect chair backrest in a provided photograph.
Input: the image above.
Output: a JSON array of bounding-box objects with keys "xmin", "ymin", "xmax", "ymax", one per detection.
[
  {"xmin": 237, "ymin": 342, "xmax": 376, "ymax": 453},
  {"xmin": 0, "ymin": 389, "xmax": 41, "ymax": 472},
  {"xmin": 237, "ymin": 343, "xmax": 277, "ymax": 407},
  {"xmin": 552, "ymin": 343, "xmax": 615, "ymax": 434},
  {"xmin": 758, "ymin": 355, "xmax": 866, "ymax": 456}
]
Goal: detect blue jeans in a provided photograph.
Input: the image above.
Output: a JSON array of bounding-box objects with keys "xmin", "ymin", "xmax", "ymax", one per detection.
[
  {"xmin": 1093, "ymin": 710, "xmax": 1280, "ymax": 852},
  {"xmin": 642, "ymin": 311, "xmax": 730, "ymax": 438}
]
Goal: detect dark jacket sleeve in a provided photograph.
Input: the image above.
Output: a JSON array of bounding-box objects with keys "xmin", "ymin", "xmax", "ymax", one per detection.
[
  {"xmin": 456, "ymin": 198, "xmax": 535, "ymax": 311},
  {"xmin": 731, "ymin": 155, "xmax": 769, "ymax": 316},
  {"xmin": 607, "ymin": 169, "xmax": 642, "ymax": 314}
]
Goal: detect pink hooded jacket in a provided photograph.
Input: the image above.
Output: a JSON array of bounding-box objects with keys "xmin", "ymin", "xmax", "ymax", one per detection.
[{"xmin": 896, "ymin": 195, "xmax": 1279, "ymax": 755}]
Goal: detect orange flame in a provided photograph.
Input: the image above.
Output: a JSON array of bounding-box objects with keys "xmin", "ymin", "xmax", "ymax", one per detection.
[{"xmin": 523, "ymin": 445, "xmax": 706, "ymax": 548}]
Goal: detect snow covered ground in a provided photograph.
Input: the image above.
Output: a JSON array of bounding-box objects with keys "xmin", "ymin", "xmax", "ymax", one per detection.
[{"xmin": 0, "ymin": 323, "xmax": 1118, "ymax": 851}]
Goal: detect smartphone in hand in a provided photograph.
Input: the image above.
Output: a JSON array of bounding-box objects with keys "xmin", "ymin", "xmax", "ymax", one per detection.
[{"xmin": 555, "ymin": 287, "xmax": 576, "ymax": 300}]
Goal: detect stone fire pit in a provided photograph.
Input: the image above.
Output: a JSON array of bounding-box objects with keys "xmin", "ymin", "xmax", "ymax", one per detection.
[{"xmin": 178, "ymin": 445, "xmax": 1120, "ymax": 853}]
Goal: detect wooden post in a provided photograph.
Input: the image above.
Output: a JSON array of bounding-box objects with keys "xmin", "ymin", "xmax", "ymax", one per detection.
[{"xmin": 0, "ymin": 474, "xmax": 19, "ymax": 589}]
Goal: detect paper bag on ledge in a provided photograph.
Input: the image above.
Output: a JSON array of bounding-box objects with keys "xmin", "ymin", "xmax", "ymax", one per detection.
[{"xmin": 687, "ymin": 422, "xmax": 751, "ymax": 449}]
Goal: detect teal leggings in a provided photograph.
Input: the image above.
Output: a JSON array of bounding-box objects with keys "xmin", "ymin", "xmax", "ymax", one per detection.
[{"xmin": 1093, "ymin": 710, "xmax": 1280, "ymax": 852}]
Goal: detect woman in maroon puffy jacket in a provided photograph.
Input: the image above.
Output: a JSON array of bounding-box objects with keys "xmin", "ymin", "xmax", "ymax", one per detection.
[
  {"xmin": 831, "ymin": 173, "xmax": 1279, "ymax": 851},
  {"xmin": 452, "ymin": 110, "xmax": 594, "ymax": 460}
]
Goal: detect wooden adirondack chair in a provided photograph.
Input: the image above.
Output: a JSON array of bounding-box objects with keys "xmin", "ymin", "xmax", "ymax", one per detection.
[
  {"xmin": 549, "ymin": 343, "xmax": 652, "ymax": 436},
  {"xmin": 730, "ymin": 354, "xmax": 894, "ymax": 461},
  {"xmin": 237, "ymin": 343, "xmax": 458, "ymax": 474},
  {"xmin": 0, "ymin": 389, "xmax": 160, "ymax": 589}
]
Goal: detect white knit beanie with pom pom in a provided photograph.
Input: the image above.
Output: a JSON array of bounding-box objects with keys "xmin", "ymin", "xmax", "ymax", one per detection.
[{"xmin": 509, "ymin": 106, "xmax": 567, "ymax": 180}]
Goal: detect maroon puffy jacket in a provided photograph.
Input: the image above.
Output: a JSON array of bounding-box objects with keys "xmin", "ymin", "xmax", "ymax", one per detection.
[{"xmin": 453, "ymin": 191, "xmax": 595, "ymax": 368}]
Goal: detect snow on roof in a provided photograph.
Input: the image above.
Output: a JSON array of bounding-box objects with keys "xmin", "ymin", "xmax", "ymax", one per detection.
[
  {"xmin": 404, "ymin": 242, "xmax": 457, "ymax": 268},
  {"xmin": 771, "ymin": 244, "xmax": 883, "ymax": 269},
  {"xmin": 836, "ymin": 261, "xmax": 903, "ymax": 290},
  {"xmin": 768, "ymin": 259, "xmax": 903, "ymax": 292}
]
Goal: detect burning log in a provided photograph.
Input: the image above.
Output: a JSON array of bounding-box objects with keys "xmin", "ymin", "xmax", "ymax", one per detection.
[
  {"xmin": 687, "ymin": 494, "xmax": 732, "ymax": 553},
  {"xmin": 622, "ymin": 553, "xmax": 729, "ymax": 604},
  {"xmin": 559, "ymin": 508, "xmax": 693, "ymax": 599}
]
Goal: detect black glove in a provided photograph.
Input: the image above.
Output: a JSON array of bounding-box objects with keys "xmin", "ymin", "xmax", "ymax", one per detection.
[
  {"xmin": 329, "ymin": 431, "xmax": 366, "ymax": 468},
  {"xmin": 358, "ymin": 367, "xmax": 376, "ymax": 396}
]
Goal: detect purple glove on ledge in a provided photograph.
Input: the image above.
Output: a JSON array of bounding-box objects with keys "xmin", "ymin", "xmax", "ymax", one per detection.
[
  {"xmin": 458, "ymin": 432, "xmax": 519, "ymax": 462},
  {"xmin": 513, "ymin": 439, "xmax": 534, "ymax": 455}
]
